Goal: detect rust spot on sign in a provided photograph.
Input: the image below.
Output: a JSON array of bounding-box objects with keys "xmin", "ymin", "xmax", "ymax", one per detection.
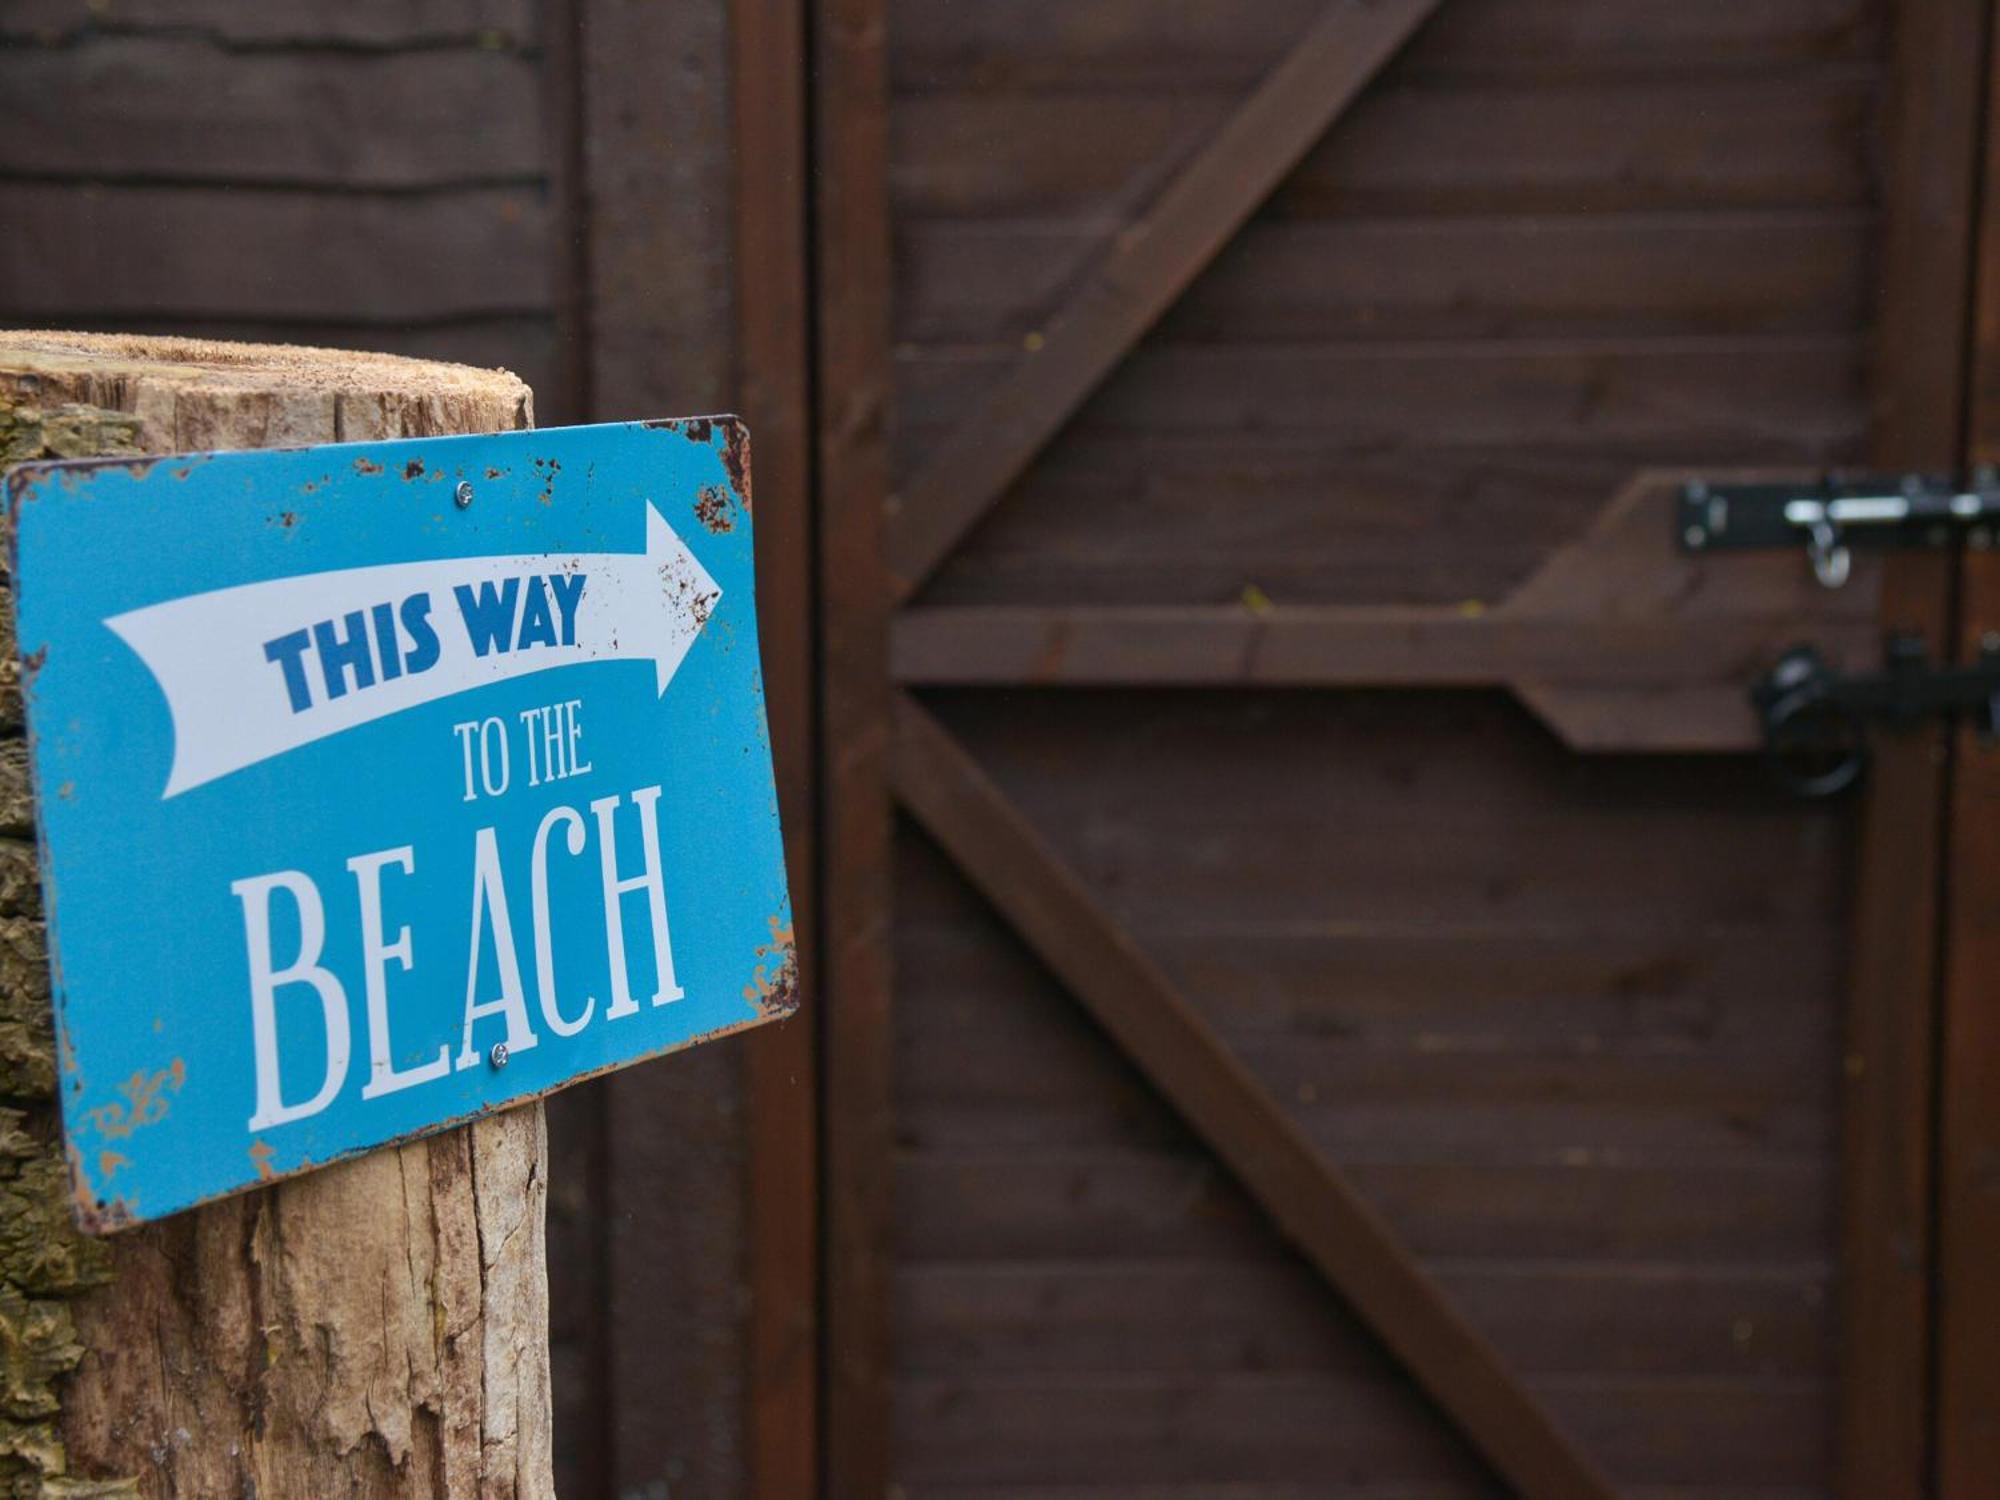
[
  {"xmin": 353, "ymin": 457, "xmax": 383, "ymax": 476},
  {"xmin": 720, "ymin": 420, "xmax": 750, "ymax": 503},
  {"xmin": 403, "ymin": 459, "xmax": 425, "ymax": 480},
  {"xmin": 82, "ymin": 1058, "xmax": 185, "ymax": 1141},
  {"xmin": 743, "ymin": 914, "xmax": 799, "ymax": 1018},
  {"xmin": 247, "ymin": 1139, "xmax": 276, "ymax": 1181},
  {"xmin": 693, "ymin": 485, "xmax": 736, "ymax": 534},
  {"xmin": 68, "ymin": 1142, "xmax": 138, "ymax": 1233}
]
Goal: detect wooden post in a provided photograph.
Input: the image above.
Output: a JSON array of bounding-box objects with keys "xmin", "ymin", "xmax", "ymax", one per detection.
[
  {"xmin": 1939, "ymin": 20, "xmax": 2000, "ymax": 1491},
  {"xmin": 0, "ymin": 332, "xmax": 553, "ymax": 1498}
]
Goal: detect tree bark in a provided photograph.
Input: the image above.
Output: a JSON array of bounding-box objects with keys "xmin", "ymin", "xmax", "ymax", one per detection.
[{"xmin": 0, "ymin": 332, "xmax": 554, "ymax": 1499}]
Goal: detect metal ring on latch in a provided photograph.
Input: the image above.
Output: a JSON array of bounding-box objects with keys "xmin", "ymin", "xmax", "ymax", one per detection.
[
  {"xmin": 1806, "ymin": 518, "xmax": 1851, "ymax": 589},
  {"xmin": 1751, "ymin": 646, "xmax": 1868, "ymax": 797}
]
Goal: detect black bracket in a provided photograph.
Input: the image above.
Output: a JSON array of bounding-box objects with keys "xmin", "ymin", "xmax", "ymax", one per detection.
[
  {"xmin": 1678, "ymin": 472, "xmax": 2000, "ymax": 588},
  {"xmin": 1753, "ymin": 634, "xmax": 2000, "ymax": 797}
]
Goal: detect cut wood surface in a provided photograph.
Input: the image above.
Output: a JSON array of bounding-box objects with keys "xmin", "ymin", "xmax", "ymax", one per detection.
[{"xmin": 0, "ymin": 331, "xmax": 550, "ymax": 1499}]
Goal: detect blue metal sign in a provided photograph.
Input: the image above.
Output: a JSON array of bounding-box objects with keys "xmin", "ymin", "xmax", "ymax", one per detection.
[{"xmin": 7, "ymin": 419, "xmax": 793, "ymax": 1230}]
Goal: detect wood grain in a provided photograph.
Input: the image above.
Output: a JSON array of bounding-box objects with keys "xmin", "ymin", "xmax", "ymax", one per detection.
[
  {"xmin": 0, "ymin": 183, "xmax": 551, "ymax": 324},
  {"xmin": 898, "ymin": 212, "xmax": 1870, "ymax": 347},
  {"xmin": 889, "ymin": 0, "xmax": 1879, "ymax": 91},
  {"xmin": 2, "ymin": 36, "xmax": 542, "ymax": 188},
  {"xmin": 733, "ymin": 0, "xmax": 820, "ymax": 1493},
  {"xmin": 890, "ymin": 471, "xmax": 1883, "ymax": 753},
  {"xmin": 885, "ymin": 0, "xmax": 1443, "ymax": 601},
  {"xmin": 1835, "ymin": 3, "xmax": 1987, "ymax": 1496},
  {"xmin": 3, "ymin": 0, "xmax": 534, "ymax": 46},
  {"xmin": 815, "ymin": 0, "xmax": 899, "ymax": 1491},
  {"xmin": 891, "ymin": 695, "xmax": 1617, "ymax": 1500},
  {"xmin": 890, "ymin": 75, "xmax": 1876, "ymax": 220},
  {"xmin": 1935, "ymin": 13, "xmax": 2000, "ymax": 1495}
]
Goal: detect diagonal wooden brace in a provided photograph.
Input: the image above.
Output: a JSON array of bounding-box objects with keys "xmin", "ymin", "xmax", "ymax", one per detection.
[
  {"xmin": 890, "ymin": 692, "xmax": 1619, "ymax": 1500},
  {"xmin": 886, "ymin": 0, "xmax": 1445, "ymax": 603}
]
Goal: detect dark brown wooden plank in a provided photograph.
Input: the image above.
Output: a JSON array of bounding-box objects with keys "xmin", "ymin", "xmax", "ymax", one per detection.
[
  {"xmin": 897, "ymin": 1488, "xmax": 1818, "ymax": 1500},
  {"xmin": 903, "ymin": 688, "xmax": 1851, "ymax": 928},
  {"xmin": 889, "ymin": 606, "xmax": 1878, "ymax": 752},
  {"xmin": 895, "ymin": 338, "xmax": 1867, "ymax": 461},
  {"xmin": 890, "ymin": 696, "xmax": 1617, "ymax": 1498},
  {"xmin": 899, "ymin": 1260, "xmax": 1834, "ymax": 1381},
  {"xmin": 897, "ymin": 865, "xmax": 1838, "ymax": 1155},
  {"xmin": 891, "ymin": 1372, "xmax": 1827, "ymax": 1490},
  {"xmin": 905, "ymin": 920, "xmax": 1845, "ymax": 1056},
  {"xmin": 577, "ymin": 2, "xmax": 747, "ymax": 1494},
  {"xmin": 892, "ymin": 1371, "xmax": 1492, "ymax": 1489},
  {"xmin": 0, "ymin": 183, "xmax": 551, "ymax": 323},
  {"xmin": 897, "ymin": 1150, "xmax": 1835, "ymax": 1266},
  {"xmin": 899, "ymin": 1485, "xmax": 1499, "ymax": 1500},
  {"xmin": 887, "ymin": 603, "xmax": 1872, "ymax": 685},
  {"xmin": 1836, "ymin": 596, "xmax": 1953, "ymax": 1500},
  {"xmin": 898, "ymin": 212, "xmax": 1871, "ymax": 347},
  {"xmin": 1, "ymin": 36, "xmax": 543, "ymax": 187},
  {"xmin": 1538, "ymin": 1378, "xmax": 1831, "ymax": 1489},
  {"xmin": 1936, "ymin": 566, "xmax": 2000, "ymax": 1500},
  {"xmin": 884, "ymin": 0, "xmax": 1444, "ymax": 602},
  {"xmin": 903, "ymin": 919, "xmax": 1843, "ymax": 1057},
  {"xmin": 581, "ymin": 0, "xmax": 733, "ymax": 420},
  {"xmin": 538, "ymin": 0, "xmax": 587, "ymax": 428},
  {"xmin": 897, "ymin": 1489, "xmax": 1488, "ymax": 1500},
  {"xmin": 1935, "ymin": 16, "xmax": 2000, "ymax": 1496},
  {"xmin": 889, "ymin": 0, "xmax": 1880, "ymax": 91},
  {"xmin": 890, "ymin": 75, "xmax": 1878, "ymax": 220},
  {"xmin": 886, "ymin": 460, "xmax": 1884, "ymax": 757},
  {"xmin": 816, "ymin": 0, "xmax": 897, "ymax": 1489},
  {"xmin": 903, "ymin": 1029, "xmax": 1834, "ymax": 1163},
  {"xmin": 544, "ymin": 1081, "xmax": 609, "ymax": 1500},
  {"xmin": 599, "ymin": 1046, "xmax": 751, "ymax": 1495},
  {"xmin": 893, "ymin": 444, "xmax": 1671, "ymax": 611},
  {"xmin": 1838, "ymin": 4, "xmax": 1986, "ymax": 1497},
  {"xmin": 2, "ymin": 0, "xmax": 534, "ymax": 46},
  {"xmin": 733, "ymin": 0, "xmax": 818, "ymax": 1495}
]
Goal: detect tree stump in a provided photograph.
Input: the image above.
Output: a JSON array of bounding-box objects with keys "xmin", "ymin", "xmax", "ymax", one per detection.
[{"xmin": 0, "ymin": 333, "xmax": 554, "ymax": 1499}]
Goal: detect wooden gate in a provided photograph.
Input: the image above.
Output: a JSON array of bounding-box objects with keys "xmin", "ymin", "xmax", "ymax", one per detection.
[{"xmin": 808, "ymin": 1, "xmax": 1994, "ymax": 1495}]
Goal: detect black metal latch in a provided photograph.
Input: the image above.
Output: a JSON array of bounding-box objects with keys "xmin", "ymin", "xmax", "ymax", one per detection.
[
  {"xmin": 1753, "ymin": 634, "xmax": 2000, "ymax": 797},
  {"xmin": 1679, "ymin": 472, "xmax": 2000, "ymax": 588}
]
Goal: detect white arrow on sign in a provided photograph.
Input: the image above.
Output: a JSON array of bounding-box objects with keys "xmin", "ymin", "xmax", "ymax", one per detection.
[{"xmin": 105, "ymin": 502, "xmax": 719, "ymax": 798}]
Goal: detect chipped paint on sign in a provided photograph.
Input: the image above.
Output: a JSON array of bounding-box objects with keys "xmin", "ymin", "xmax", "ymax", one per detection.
[{"xmin": 7, "ymin": 419, "xmax": 793, "ymax": 1230}]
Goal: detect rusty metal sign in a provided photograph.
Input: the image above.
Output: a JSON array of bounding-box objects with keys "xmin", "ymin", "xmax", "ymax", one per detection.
[{"xmin": 7, "ymin": 419, "xmax": 794, "ymax": 1229}]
